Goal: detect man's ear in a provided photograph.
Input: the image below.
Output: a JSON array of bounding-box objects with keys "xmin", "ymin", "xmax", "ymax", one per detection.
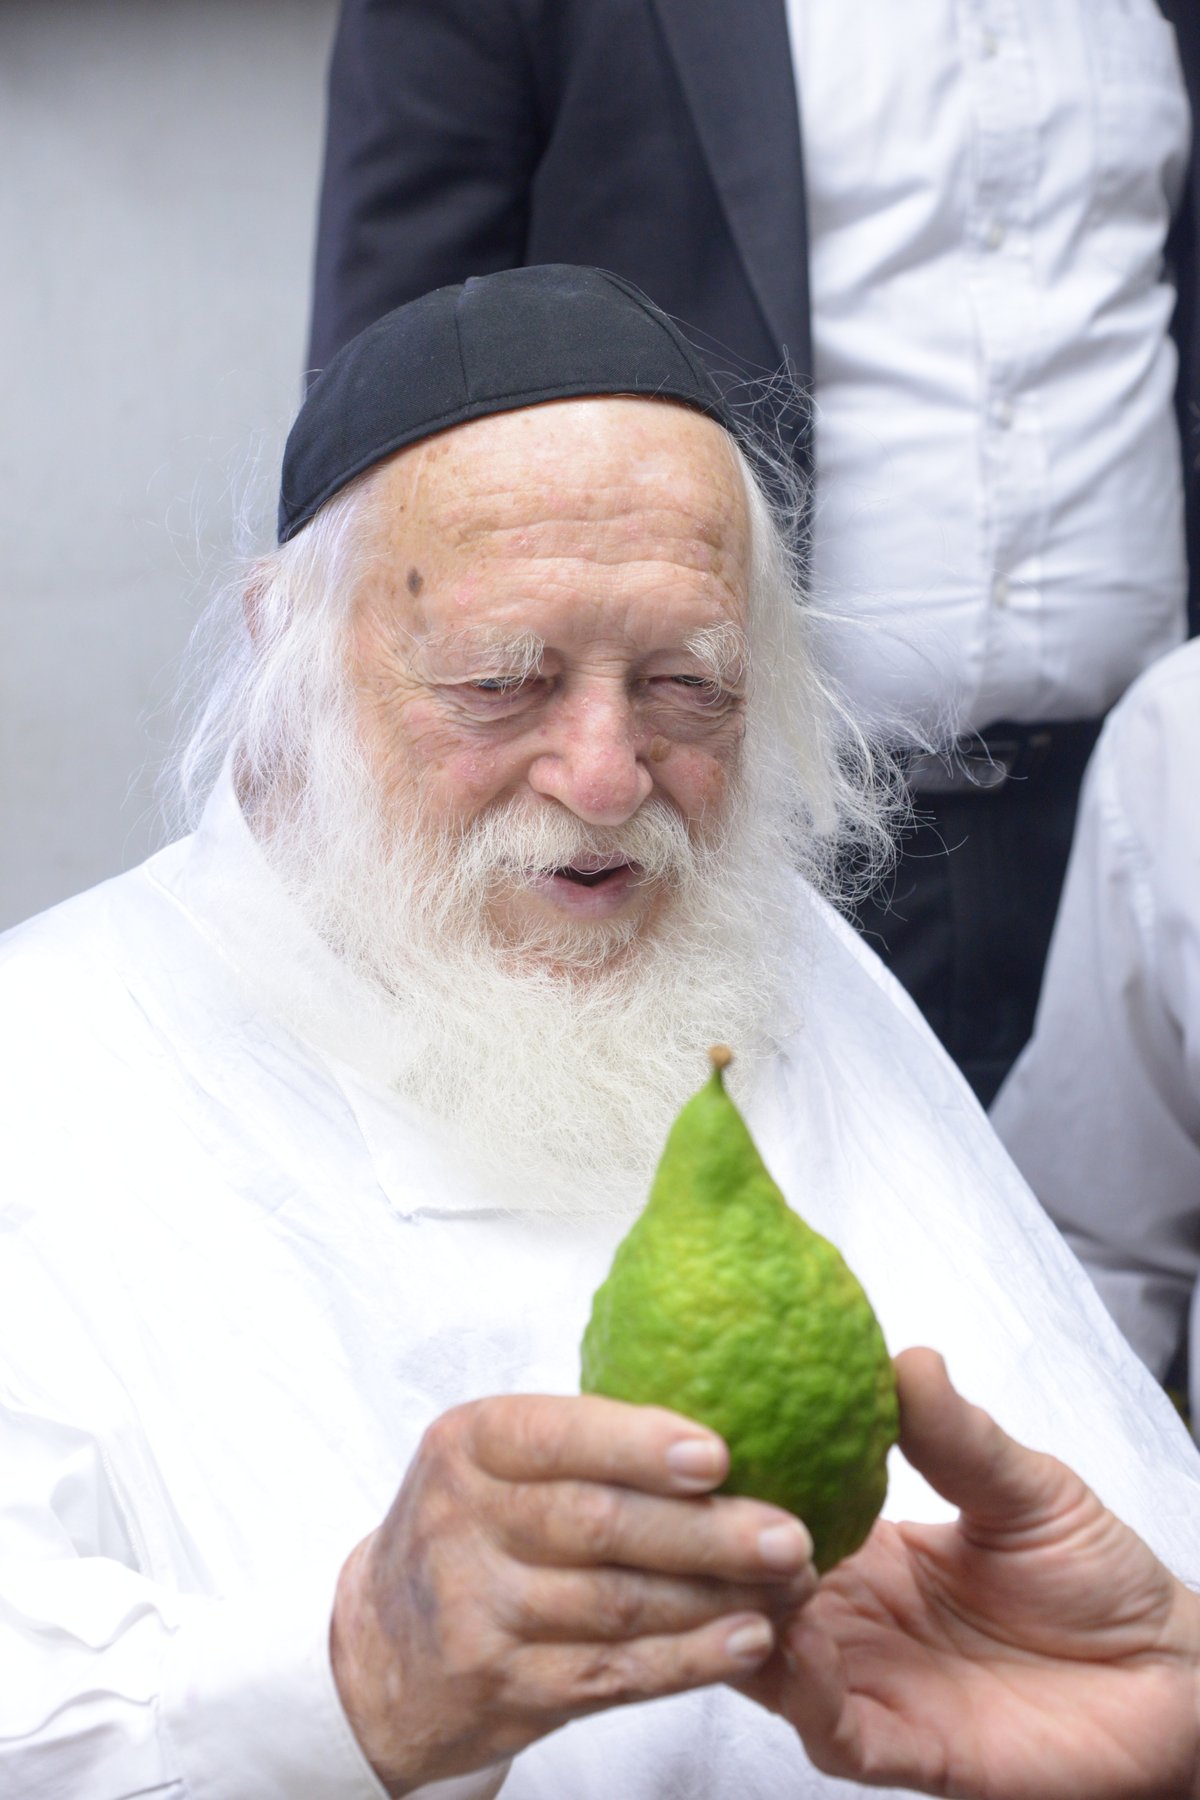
[{"xmin": 242, "ymin": 561, "xmax": 272, "ymax": 643}]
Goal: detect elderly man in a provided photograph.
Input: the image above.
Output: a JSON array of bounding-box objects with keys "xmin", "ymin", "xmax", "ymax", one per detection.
[{"xmin": 1, "ymin": 266, "xmax": 1198, "ymax": 1799}]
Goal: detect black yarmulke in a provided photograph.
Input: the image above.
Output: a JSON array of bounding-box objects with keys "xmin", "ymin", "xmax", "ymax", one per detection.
[{"xmin": 278, "ymin": 264, "xmax": 734, "ymax": 542}]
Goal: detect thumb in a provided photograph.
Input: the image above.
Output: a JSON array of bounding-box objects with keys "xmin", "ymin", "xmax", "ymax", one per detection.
[{"xmin": 894, "ymin": 1347, "xmax": 1082, "ymax": 1535}]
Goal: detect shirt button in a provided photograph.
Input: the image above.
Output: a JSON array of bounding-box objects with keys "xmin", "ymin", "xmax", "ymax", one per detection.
[
  {"xmin": 984, "ymin": 219, "xmax": 1006, "ymax": 252},
  {"xmin": 981, "ymin": 29, "xmax": 999, "ymax": 57},
  {"xmin": 993, "ymin": 574, "xmax": 1011, "ymax": 607},
  {"xmin": 994, "ymin": 398, "xmax": 1014, "ymax": 428}
]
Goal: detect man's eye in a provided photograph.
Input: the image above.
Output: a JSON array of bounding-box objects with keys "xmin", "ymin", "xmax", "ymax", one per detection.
[
  {"xmin": 456, "ymin": 675, "xmax": 542, "ymax": 708},
  {"xmin": 665, "ymin": 675, "xmax": 737, "ymax": 706}
]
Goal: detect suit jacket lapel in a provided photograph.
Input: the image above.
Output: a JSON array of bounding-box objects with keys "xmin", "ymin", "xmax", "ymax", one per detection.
[{"xmin": 650, "ymin": 0, "xmax": 810, "ymax": 378}]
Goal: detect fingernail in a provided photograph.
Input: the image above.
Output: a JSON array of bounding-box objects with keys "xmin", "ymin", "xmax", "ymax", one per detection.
[
  {"xmin": 758, "ymin": 1519, "xmax": 812, "ymax": 1570},
  {"xmin": 726, "ymin": 1618, "xmax": 774, "ymax": 1663},
  {"xmin": 666, "ymin": 1436, "xmax": 725, "ymax": 1488}
]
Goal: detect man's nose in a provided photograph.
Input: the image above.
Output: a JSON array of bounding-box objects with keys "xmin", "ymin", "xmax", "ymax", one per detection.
[{"xmin": 525, "ymin": 692, "xmax": 654, "ymax": 825}]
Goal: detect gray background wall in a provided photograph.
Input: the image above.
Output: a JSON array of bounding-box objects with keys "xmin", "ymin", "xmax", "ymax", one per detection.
[{"xmin": 1, "ymin": 0, "xmax": 340, "ymax": 929}]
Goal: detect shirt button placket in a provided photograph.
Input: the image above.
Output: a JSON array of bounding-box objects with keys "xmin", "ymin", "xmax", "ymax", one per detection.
[{"xmin": 961, "ymin": 0, "xmax": 1039, "ymax": 673}]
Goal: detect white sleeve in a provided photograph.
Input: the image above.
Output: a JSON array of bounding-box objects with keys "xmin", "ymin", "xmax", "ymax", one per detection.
[
  {"xmin": 0, "ymin": 1379, "xmax": 382, "ymax": 1798},
  {"xmin": 992, "ymin": 702, "xmax": 1200, "ymax": 1382},
  {"xmin": 0, "ymin": 1388, "xmax": 507, "ymax": 1800}
]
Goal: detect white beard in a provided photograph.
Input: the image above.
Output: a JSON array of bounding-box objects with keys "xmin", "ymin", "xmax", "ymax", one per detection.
[{"xmin": 256, "ymin": 749, "xmax": 802, "ymax": 1214}]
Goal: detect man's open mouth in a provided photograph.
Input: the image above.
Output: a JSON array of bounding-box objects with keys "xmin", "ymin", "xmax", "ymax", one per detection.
[{"xmin": 540, "ymin": 857, "xmax": 638, "ymax": 888}]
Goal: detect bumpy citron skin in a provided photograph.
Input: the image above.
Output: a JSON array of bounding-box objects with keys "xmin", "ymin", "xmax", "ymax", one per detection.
[{"xmin": 580, "ymin": 1053, "xmax": 898, "ymax": 1572}]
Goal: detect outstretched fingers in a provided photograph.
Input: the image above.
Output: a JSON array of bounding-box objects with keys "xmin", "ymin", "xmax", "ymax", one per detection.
[
  {"xmin": 894, "ymin": 1348, "xmax": 1084, "ymax": 1539},
  {"xmin": 779, "ymin": 1613, "xmax": 950, "ymax": 1794}
]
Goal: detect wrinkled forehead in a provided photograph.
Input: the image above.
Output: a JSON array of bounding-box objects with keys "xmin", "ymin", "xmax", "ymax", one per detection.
[{"xmin": 362, "ymin": 396, "xmax": 751, "ymax": 615}]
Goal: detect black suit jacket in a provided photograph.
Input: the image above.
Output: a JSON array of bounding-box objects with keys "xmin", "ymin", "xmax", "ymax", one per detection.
[
  {"xmin": 309, "ymin": 0, "xmax": 1200, "ymax": 626},
  {"xmin": 309, "ymin": 1, "xmax": 807, "ymax": 386},
  {"xmin": 1162, "ymin": 0, "xmax": 1200, "ymax": 632}
]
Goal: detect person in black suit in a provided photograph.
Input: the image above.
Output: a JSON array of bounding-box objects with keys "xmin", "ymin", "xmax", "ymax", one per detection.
[{"xmin": 308, "ymin": 0, "xmax": 1200, "ymax": 1105}]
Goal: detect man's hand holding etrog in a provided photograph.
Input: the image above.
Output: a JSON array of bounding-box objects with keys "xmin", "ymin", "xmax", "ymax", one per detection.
[{"xmin": 330, "ymin": 1392, "xmax": 817, "ymax": 1796}]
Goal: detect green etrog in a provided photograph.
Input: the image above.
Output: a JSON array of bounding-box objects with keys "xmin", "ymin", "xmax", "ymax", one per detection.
[{"xmin": 580, "ymin": 1046, "xmax": 898, "ymax": 1572}]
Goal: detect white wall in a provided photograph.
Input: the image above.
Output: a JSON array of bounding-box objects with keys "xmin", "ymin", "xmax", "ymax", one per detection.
[{"xmin": 0, "ymin": 0, "xmax": 339, "ymax": 929}]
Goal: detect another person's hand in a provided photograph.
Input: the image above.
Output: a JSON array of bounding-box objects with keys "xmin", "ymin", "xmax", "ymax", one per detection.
[
  {"xmin": 330, "ymin": 1392, "xmax": 815, "ymax": 1795},
  {"xmin": 751, "ymin": 1347, "xmax": 1200, "ymax": 1799}
]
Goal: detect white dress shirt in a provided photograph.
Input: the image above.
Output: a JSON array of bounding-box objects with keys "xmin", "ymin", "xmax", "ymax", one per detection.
[
  {"xmin": 993, "ymin": 636, "xmax": 1200, "ymax": 1406},
  {"xmin": 787, "ymin": 0, "xmax": 1190, "ymax": 736},
  {"xmin": 1, "ymin": 777, "xmax": 1198, "ymax": 1799}
]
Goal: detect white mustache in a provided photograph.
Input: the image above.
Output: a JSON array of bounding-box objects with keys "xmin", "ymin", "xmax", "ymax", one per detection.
[{"xmin": 442, "ymin": 796, "xmax": 706, "ymax": 887}]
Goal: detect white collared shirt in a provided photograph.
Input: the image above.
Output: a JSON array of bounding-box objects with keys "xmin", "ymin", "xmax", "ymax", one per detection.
[
  {"xmin": 993, "ymin": 636, "xmax": 1200, "ymax": 1406},
  {"xmin": 787, "ymin": 0, "xmax": 1191, "ymax": 735},
  {"xmin": 0, "ymin": 777, "xmax": 1197, "ymax": 1797}
]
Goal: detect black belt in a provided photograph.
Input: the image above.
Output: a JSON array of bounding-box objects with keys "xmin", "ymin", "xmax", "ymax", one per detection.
[{"xmin": 903, "ymin": 718, "xmax": 1103, "ymax": 795}]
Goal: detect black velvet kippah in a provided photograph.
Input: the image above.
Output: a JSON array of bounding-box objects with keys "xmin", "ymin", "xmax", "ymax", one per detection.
[{"xmin": 278, "ymin": 264, "xmax": 734, "ymax": 542}]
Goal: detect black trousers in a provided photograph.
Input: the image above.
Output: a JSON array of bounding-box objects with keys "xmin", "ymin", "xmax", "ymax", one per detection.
[{"xmin": 850, "ymin": 721, "xmax": 1103, "ymax": 1108}]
